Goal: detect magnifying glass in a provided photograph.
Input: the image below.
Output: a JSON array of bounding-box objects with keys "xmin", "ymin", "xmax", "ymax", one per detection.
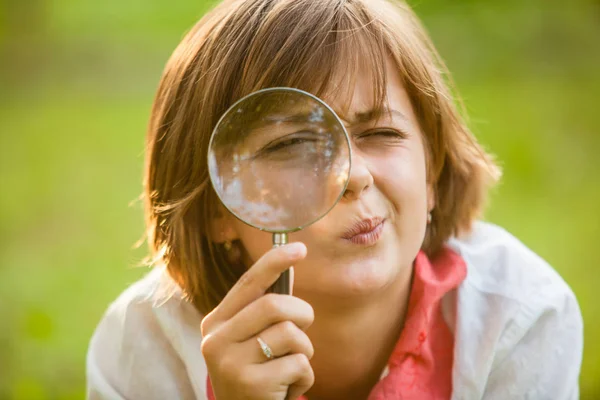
[{"xmin": 207, "ymin": 87, "xmax": 351, "ymax": 295}]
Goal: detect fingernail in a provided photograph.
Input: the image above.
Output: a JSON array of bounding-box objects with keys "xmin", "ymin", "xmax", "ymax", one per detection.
[{"xmin": 285, "ymin": 242, "xmax": 306, "ymax": 257}]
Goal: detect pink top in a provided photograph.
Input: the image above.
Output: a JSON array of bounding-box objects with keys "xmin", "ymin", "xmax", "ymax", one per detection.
[{"xmin": 207, "ymin": 247, "xmax": 467, "ymax": 399}]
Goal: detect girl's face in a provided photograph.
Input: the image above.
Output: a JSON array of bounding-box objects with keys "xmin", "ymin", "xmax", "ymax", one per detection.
[{"xmin": 221, "ymin": 58, "xmax": 433, "ymax": 299}]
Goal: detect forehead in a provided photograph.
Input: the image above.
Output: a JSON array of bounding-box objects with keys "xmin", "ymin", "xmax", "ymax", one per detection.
[{"xmin": 320, "ymin": 57, "xmax": 416, "ymax": 128}]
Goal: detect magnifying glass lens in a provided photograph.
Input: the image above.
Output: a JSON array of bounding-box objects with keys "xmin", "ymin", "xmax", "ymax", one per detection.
[{"xmin": 208, "ymin": 89, "xmax": 350, "ymax": 232}]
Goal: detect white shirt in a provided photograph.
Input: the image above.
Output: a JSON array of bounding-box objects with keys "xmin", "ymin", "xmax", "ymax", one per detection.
[{"xmin": 86, "ymin": 221, "xmax": 583, "ymax": 399}]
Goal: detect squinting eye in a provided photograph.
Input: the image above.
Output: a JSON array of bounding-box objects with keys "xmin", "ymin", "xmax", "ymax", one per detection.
[
  {"xmin": 357, "ymin": 129, "xmax": 406, "ymax": 140},
  {"xmin": 263, "ymin": 136, "xmax": 315, "ymax": 153},
  {"xmin": 251, "ymin": 131, "xmax": 322, "ymax": 161}
]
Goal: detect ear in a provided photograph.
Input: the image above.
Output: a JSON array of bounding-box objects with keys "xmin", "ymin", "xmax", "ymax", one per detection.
[
  {"xmin": 426, "ymin": 183, "xmax": 436, "ymax": 213},
  {"xmin": 209, "ymin": 205, "xmax": 240, "ymax": 244}
]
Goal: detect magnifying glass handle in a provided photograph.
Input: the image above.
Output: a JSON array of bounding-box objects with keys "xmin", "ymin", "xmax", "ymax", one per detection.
[{"xmin": 267, "ymin": 233, "xmax": 292, "ymax": 295}]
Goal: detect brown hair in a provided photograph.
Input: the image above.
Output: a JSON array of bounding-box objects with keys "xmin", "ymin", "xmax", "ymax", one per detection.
[{"xmin": 143, "ymin": 0, "xmax": 501, "ymax": 315}]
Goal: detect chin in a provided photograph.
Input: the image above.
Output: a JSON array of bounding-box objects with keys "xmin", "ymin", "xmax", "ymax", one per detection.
[
  {"xmin": 297, "ymin": 258, "xmax": 401, "ymax": 299},
  {"xmin": 340, "ymin": 261, "xmax": 400, "ymax": 295}
]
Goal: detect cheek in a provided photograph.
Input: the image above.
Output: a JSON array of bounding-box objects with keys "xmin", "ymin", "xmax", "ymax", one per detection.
[
  {"xmin": 234, "ymin": 222, "xmax": 273, "ymax": 264},
  {"xmin": 372, "ymin": 149, "xmax": 428, "ymax": 213}
]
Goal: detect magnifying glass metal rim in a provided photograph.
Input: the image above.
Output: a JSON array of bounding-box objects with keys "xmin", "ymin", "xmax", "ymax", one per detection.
[{"xmin": 207, "ymin": 86, "xmax": 353, "ymax": 234}]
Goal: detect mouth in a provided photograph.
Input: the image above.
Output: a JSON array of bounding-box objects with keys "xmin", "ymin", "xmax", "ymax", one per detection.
[{"xmin": 341, "ymin": 217, "xmax": 386, "ymax": 246}]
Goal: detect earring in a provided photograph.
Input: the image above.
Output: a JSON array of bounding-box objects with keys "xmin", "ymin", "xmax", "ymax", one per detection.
[
  {"xmin": 223, "ymin": 240, "xmax": 232, "ymax": 251},
  {"xmin": 427, "ymin": 212, "xmax": 432, "ymax": 224}
]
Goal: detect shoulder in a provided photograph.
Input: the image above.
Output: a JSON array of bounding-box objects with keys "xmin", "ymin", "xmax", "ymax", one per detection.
[
  {"xmin": 446, "ymin": 221, "xmax": 583, "ymax": 399},
  {"xmin": 89, "ymin": 268, "xmax": 197, "ymax": 353},
  {"xmin": 86, "ymin": 268, "xmax": 208, "ymax": 399},
  {"xmin": 448, "ymin": 220, "xmax": 576, "ymax": 305}
]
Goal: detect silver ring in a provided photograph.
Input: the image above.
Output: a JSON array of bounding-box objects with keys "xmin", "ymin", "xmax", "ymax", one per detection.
[{"xmin": 257, "ymin": 337, "xmax": 273, "ymax": 360}]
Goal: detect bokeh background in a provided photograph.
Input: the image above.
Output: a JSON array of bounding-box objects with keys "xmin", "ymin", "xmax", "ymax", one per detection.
[{"xmin": 1, "ymin": 0, "xmax": 599, "ymax": 398}]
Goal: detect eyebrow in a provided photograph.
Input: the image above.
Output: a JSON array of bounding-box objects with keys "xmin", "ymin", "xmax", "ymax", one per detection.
[
  {"xmin": 263, "ymin": 114, "xmax": 312, "ymax": 124},
  {"xmin": 341, "ymin": 108, "xmax": 408, "ymax": 126},
  {"xmin": 259, "ymin": 107, "xmax": 407, "ymax": 127}
]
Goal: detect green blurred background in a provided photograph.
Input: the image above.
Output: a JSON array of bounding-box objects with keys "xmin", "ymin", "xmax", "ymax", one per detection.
[{"xmin": 1, "ymin": 0, "xmax": 599, "ymax": 398}]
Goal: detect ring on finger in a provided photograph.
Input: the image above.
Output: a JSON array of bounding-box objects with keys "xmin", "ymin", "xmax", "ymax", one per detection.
[{"xmin": 256, "ymin": 336, "xmax": 274, "ymax": 360}]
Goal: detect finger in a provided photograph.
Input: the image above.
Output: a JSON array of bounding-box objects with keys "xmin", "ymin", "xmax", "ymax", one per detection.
[
  {"xmin": 236, "ymin": 320, "xmax": 314, "ymax": 364},
  {"xmin": 204, "ymin": 242, "xmax": 306, "ymax": 330},
  {"xmin": 290, "ymin": 266, "xmax": 295, "ymax": 295},
  {"xmin": 223, "ymin": 293, "xmax": 314, "ymax": 342},
  {"xmin": 250, "ymin": 353, "xmax": 314, "ymax": 399}
]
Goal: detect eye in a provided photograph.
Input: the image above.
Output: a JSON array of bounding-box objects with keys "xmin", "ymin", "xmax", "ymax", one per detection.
[
  {"xmin": 260, "ymin": 132, "xmax": 320, "ymax": 153},
  {"xmin": 356, "ymin": 129, "xmax": 406, "ymax": 141},
  {"xmin": 252, "ymin": 131, "xmax": 323, "ymax": 162}
]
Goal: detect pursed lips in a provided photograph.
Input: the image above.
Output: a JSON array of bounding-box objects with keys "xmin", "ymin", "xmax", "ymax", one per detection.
[{"xmin": 341, "ymin": 217, "xmax": 386, "ymax": 245}]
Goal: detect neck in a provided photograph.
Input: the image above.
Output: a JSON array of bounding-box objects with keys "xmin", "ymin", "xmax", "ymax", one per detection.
[{"xmin": 296, "ymin": 266, "xmax": 414, "ymax": 400}]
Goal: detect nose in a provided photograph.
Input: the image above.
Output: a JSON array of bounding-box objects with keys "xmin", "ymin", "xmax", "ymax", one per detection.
[{"xmin": 343, "ymin": 151, "xmax": 374, "ymax": 201}]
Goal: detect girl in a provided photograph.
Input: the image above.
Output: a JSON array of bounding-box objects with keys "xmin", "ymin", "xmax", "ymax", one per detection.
[{"xmin": 87, "ymin": 0, "xmax": 583, "ymax": 399}]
